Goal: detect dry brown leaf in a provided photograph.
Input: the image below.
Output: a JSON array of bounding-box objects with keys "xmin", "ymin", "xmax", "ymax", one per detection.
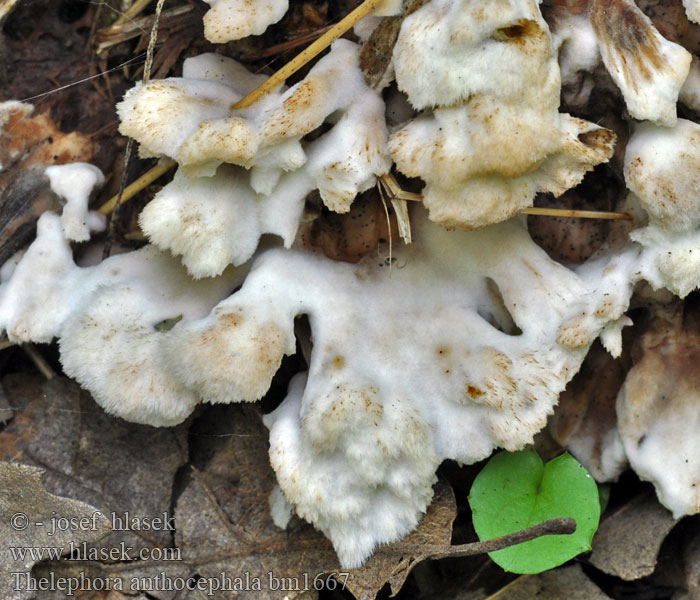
[
  {"xmin": 486, "ymin": 564, "xmax": 611, "ymax": 600},
  {"xmin": 549, "ymin": 340, "xmax": 628, "ymax": 482},
  {"xmin": 0, "ymin": 103, "xmax": 94, "ymax": 264},
  {"xmin": 24, "ymin": 403, "xmax": 457, "ymax": 599},
  {"xmin": 0, "ymin": 461, "xmax": 111, "ymax": 600},
  {"xmin": 0, "ymin": 376, "xmax": 188, "ymax": 554},
  {"xmin": 344, "ymin": 481, "xmax": 456, "ymax": 599},
  {"xmin": 0, "ymin": 103, "xmax": 93, "ymax": 187},
  {"xmin": 589, "ymin": 491, "xmax": 678, "ymax": 580}
]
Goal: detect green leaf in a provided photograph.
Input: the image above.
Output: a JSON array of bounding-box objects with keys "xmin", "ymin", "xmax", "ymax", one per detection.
[{"xmin": 468, "ymin": 450, "xmax": 600, "ymax": 574}]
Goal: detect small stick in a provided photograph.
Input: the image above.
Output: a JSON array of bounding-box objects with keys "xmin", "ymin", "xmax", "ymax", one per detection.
[
  {"xmin": 426, "ymin": 517, "xmax": 576, "ymax": 561},
  {"xmin": 99, "ymin": 159, "xmax": 175, "ymax": 215},
  {"xmin": 22, "ymin": 344, "xmax": 56, "ymax": 380},
  {"xmin": 379, "ymin": 174, "xmax": 412, "ymax": 244},
  {"xmin": 0, "ymin": 335, "xmax": 15, "ymax": 351},
  {"xmin": 233, "ymin": 0, "xmax": 387, "ymax": 110}
]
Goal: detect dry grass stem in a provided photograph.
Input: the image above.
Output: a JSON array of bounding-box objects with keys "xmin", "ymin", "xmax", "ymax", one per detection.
[
  {"xmin": 99, "ymin": 158, "xmax": 176, "ymax": 214},
  {"xmin": 379, "ymin": 174, "xmax": 412, "ymax": 244},
  {"xmin": 96, "ymin": 5, "xmax": 193, "ymax": 55},
  {"xmin": 521, "ymin": 207, "xmax": 633, "ymax": 220},
  {"xmin": 232, "ymin": 0, "xmax": 387, "ymax": 110}
]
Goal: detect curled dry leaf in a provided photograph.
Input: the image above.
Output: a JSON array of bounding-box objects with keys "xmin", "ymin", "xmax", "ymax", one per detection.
[{"xmin": 589, "ymin": 491, "xmax": 678, "ymax": 581}]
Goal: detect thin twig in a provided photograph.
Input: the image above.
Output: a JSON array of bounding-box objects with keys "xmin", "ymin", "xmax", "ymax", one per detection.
[
  {"xmin": 379, "ymin": 173, "xmax": 631, "ymax": 221},
  {"xmin": 521, "ymin": 207, "xmax": 633, "ymax": 220},
  {"xmin": 142, "ymin": 0, "xmax": 166, "ymax": 84},
  {"xmin": 98, "ymin": 158, "xmax": 176, "ymax": 214},
  {"xmin": 233, "ymin": 0, "xmax": 386, "ymax": 109},
  {"xmin": 22, "ymin": 344, "xmax": 56, "ymax": 380},
  {"xmin": 426, "ymin": 517, "xmax": 577, "ymax": 561}
]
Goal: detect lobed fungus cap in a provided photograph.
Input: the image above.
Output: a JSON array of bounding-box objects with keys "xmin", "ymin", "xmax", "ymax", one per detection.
[
  {"xmin": 589, "ymin": 0, "xmax": 691, "ymax": 127},
  {"xmin": 45, "ymin": 163, "xmax": 105, "ymax": 242},
  {"xmin": 202, "ymin": 0, "xmax": 289, "ymax": 43},
  {"xmin": 123, "ymin": 43, "xmax": 390, "ymax": 278},
  {"xmin": 162, "ymin": 208, "xmax": 638, "ymax": 567},
  {"xmin": 388, "ymin": 0, "xmax": 615, "ymax": 229},
  {"xmin": 624, "ymin": 119, "xmax": 700, "ymax": 232}
]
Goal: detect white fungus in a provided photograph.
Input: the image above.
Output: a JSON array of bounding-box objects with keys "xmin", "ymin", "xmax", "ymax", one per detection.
[{"xmin": 589, "ymin": 0, "xmax": 691, "ymax": 127}]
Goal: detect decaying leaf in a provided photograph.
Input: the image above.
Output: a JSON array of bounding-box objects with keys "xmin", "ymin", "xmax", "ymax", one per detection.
[
  {"xmin": 0, "ymin": 102, "xmax": 94, "ymax": 265},
  {"xmin": 549, "ymin": 341, "xmax": 628, "ymax": 482},
  {"xmin": 0, "ymin": 461, "xmax": 111, "ymax": 600},
  {"xmin": 26, "ymin": 403, "xmax": 459, "ymax": 599},
  {"xmin": 589, "ymin": 491, "xmax": 678, "ymax": 580},
  {"xmin": 344, "ymin": 481, "xmax": 456, "ymax": 599},
  {"xmin": 486, "ymin": 564, "xmax": 611, "ymax": 600},
  {"xmin": 0, "ymin": 376, "xmax": 188, "ymax": 553},
  {"xmin": 0, "ymin": 102, "xmax": 93, "ymax": 192}
]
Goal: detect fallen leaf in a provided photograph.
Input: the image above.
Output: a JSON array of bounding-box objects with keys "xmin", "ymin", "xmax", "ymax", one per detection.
[
  {"xmin": 549, "ymin": 340, "xmax": 628, "ymax": 482},
  {"xmin": 27, "ymin": 404, "xmax": 458, "ymax": 599},
  {"xmin": 589, "ymin": 491, "xmax": 677, "ymax": 580},
  {"xmin": 0, "ymin": 103, "xmax": 94, "ymax": 264},
  {"xmin": 0, "ymin": 461, "xmax": 111, "ymax": 600},
  {"xmin": 0, "ymin": 103, "xmax": 93, "ymax": 181},
  {"xmin": 0, "ymin": 376, "xmax": 188, "ymax": 553},
  {"xmin": 486, "ymin": 564, "xmax": 611, "ymax": 599},
  {"xmin": 344, "ymin": 481, "xmax": 456, "ymax": 599}
]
